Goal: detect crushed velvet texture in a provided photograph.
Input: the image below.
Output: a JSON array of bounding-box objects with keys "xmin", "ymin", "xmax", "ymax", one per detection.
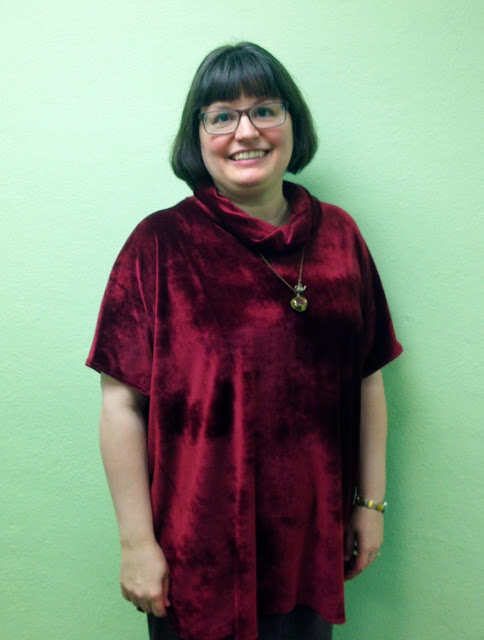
[{"xmin": 87, "ymin": 182, "xmax": 402, "ymax": 640}]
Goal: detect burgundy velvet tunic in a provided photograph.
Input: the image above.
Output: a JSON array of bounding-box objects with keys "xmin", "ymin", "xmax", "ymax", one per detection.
[{"xmin": 87, "ymin": 182, "xmax": 402, "ymax": 640}]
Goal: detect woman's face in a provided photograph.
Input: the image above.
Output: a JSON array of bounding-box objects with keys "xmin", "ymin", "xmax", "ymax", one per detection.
[{"xmin": 199, "ymin": 95, "xmax": 293, "ymax": 201}]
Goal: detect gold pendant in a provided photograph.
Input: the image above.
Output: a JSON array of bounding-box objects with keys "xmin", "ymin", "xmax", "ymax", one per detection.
[{"xmin": 290, "ymin": 294, "xmax": 308, "ymax": 312}]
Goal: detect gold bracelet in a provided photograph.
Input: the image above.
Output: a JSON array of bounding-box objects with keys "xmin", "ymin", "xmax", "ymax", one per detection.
[{"xmin": 355, "ymin": 495, "xmax": 387, "ymax": 513}]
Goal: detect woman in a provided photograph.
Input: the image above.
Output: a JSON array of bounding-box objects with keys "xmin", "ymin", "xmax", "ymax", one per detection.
[{"xmin": 87, "ymin": 42, "xmax": 402, "ymax": 640}]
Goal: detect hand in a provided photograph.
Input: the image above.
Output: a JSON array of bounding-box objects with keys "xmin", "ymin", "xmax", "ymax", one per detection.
[
  {"xmin": 343, "ymin": 506, "xmax": 383, "ymax": 580},
  {"xmin": 120, "ymin": 539, "xmax": 171, "ymax": 616}
]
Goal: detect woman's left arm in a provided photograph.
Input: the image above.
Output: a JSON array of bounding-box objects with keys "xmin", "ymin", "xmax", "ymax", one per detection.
[{"xmin": 344, "ymin": 369, "xmax": 387, "ymax": 579}]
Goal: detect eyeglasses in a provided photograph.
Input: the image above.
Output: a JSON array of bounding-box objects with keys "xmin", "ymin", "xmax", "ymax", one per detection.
[{"xmin": 199, "ymin": 102, "xmax": 288, "ymax": 135}]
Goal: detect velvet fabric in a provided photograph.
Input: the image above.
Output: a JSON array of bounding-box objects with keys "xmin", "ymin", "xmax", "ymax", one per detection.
[
  {"xmin": 148, "ymin": 604, "xmax": 333, "ymax": 640},
  {"xmin": 86, "ymin": 182, "xmax": 402, "ymax": 640}
]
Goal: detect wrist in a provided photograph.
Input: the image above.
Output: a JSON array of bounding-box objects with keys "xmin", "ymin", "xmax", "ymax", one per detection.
[
  {"xmin": 119, "ymin": 528, "xmax": 157, "ymax": 549},
  {"xmin": 354, "ymin": 494, "xmax": 387, "ymax": 513}
]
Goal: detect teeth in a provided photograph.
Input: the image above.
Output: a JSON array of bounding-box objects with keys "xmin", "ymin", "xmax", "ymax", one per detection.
[{"xmin": 232, "ymin": 150, "xmax": 267, "ymax": 161}]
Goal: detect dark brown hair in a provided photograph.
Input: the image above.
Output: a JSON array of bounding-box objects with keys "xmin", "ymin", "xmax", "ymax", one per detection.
[{"xmin": 170, "ymin": 42, "xmax": 318, "ymax": 190}]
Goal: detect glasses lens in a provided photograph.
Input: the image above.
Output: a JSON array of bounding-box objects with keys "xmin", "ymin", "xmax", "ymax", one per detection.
[
  {"xmin": 202, "ymin": 103, "xmax": 286, "ymax": 134},
  {"xmin": 204, "ymin": 109, "xmax": 238, "ymax": 133},
  {"xmin": 249, "ymin": 103, "xmax": 285, "ymax": 128}
]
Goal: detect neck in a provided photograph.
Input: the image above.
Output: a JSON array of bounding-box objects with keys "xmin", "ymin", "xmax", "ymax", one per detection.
[{"xmin": 216, "ymin": 183, "xmax": 290, "ymax": 227}]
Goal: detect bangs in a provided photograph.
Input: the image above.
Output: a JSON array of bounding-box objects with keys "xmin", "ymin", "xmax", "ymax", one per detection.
[{"xmin": 197, "ymin": 51, "xmax": 283, "ymax": 108}]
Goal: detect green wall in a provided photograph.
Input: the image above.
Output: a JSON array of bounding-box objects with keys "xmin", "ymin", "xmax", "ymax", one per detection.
[{"xmin": 1, "ymin": 1, "xmax": 482, "ymax": 638}]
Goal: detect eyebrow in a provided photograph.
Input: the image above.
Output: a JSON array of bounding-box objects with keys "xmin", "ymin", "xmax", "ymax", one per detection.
[{"xmin": 204, "ymin": 98, "xmax": 278, "ymax": 111}]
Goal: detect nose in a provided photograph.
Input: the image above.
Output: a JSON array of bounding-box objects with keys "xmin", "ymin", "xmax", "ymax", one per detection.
[{"xmin": 235, "ymin": 113, "xmax": 259, "ymax": 140}]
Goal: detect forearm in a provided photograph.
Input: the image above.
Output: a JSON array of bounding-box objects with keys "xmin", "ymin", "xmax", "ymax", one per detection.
[
  {"xmin": 344, "ymin": 370, "xmax": 387, "ymax": 578},
  {"xmin": 100, "ymin": 390, "xmax": 155, "ymax": 546},
  {"xmin": 358, "ymin": 369, "xmax": 387, "ymax": 501},
  {"xmin": 98, "ymin": 376, "xmax": 170, "ymax": 615}
]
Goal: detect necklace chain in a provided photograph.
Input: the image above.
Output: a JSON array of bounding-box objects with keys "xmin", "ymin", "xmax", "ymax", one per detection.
[{"xmin": 257, "ymin": 247, "xmax": 308, "ymax": 312}]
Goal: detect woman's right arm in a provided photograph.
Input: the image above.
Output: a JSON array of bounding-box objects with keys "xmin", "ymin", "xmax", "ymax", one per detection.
[{"xmin": 99, "ymin": 373, "xmax": 170, "ymax": 616}]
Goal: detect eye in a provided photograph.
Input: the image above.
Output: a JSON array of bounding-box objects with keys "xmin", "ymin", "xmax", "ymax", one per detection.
[
  {"xmin": 214, "ymin": 111, "xmax": 230, "ymax": 123},
  {"xmin": 253, "ymin": 105, "xmax": 275, "ymax": 118},
  {"xmin": 207, "ymin": 110, "xmax": 237, "ymax": 127},
  {"xmin": 251, "ymin": 104, "xmax": 281, "ymax": 120}
]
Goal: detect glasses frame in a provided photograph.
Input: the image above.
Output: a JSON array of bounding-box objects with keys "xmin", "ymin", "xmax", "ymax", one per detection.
[{"xmin": 199, "ymin": 102, "xmax": 288, "ymax": 135}]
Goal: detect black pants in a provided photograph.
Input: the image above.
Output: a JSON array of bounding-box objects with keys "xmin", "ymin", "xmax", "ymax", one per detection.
[{"xmin": 148, "ymin": 605, "xmax": 333, "ymax": 639}]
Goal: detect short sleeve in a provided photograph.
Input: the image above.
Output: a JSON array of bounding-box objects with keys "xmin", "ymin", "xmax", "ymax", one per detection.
[
  {"xmin": 86, "ymin": 227, "xmax": 154, "ymax": 395},
  {"xmin": 358, "ymin": 233, "xmax": 403, "ymax": 377}
]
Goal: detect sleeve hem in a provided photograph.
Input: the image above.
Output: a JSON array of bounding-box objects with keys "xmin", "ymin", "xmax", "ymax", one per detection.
[
  {"xmin": 85, "ymin": 358, "xmax": 150, "ymax": 396},
  {"xmin": 362, "ymin": 342, "xmax": 403, "ymax": 378}
]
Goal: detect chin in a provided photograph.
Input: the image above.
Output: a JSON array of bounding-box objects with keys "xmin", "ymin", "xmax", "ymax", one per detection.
[{"xmin": 231, "ymin": 171, "xmax": 272, "ymax": 190}]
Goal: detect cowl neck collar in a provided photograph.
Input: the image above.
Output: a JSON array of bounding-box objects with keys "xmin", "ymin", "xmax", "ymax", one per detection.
[{"xmin": 194, "ymin": 181, "xmax": 322, "ymax": 254}]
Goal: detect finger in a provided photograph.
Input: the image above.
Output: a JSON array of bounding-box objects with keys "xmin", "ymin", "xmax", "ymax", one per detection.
[
  {"xmin": 137, "ymin": 597, "xmax": 153, "ymax": 614},
  {"xmin": 345, "ymin": 556, "xmax": 363, "ymax": 580},
  {"xmin": 121, "ymin": 585, "xmax": 143, "ymax": 610},
  {"xmin": 162, "ymin": 572, "xmax": 171, "ymax": 607},
  {"xmin": 129, "ymin": 595, "xmax": 142, "ymax": 610},
  {"xmin": 345, "ymin": 548, "xmax": 372, "ymax": 580},
  {"xmin": 343, "ymin": 530, "xmax": 356, "ymax": 562},
  {"xmin": 348, "ymin": 560, "xmax": 365, "ymax": 579},
  {"xmin": 151, "ymin": 581, "xmax": 170, "ymax": 617},
  {"xmin": 151, "ymin": 595, "xmax": 168, "ymax": 617},
  {"xmin": 344, "ymin": 563, "xmax": 360, "ymax": 580},
  {"xmin": 368, "ymin": 550, "xmax": 381, "ymax": 565},
  {"xmin": 355, "ymin": 548, "xmax": 379, "ymax": 575},
  {"xmin": 121, "ymin": 586, "xmax": 130, "ymax": 601}
]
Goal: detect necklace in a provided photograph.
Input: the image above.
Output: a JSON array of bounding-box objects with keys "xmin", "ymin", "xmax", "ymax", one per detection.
[{"xmin": 257, "ymin": 247, "xmax": 308, "ymax": 312}]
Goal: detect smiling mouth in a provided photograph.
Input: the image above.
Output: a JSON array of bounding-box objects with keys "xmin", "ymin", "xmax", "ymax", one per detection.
[{"xmin": 230, "ymin": 150, "xmax": 269, "ymax": 161}]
